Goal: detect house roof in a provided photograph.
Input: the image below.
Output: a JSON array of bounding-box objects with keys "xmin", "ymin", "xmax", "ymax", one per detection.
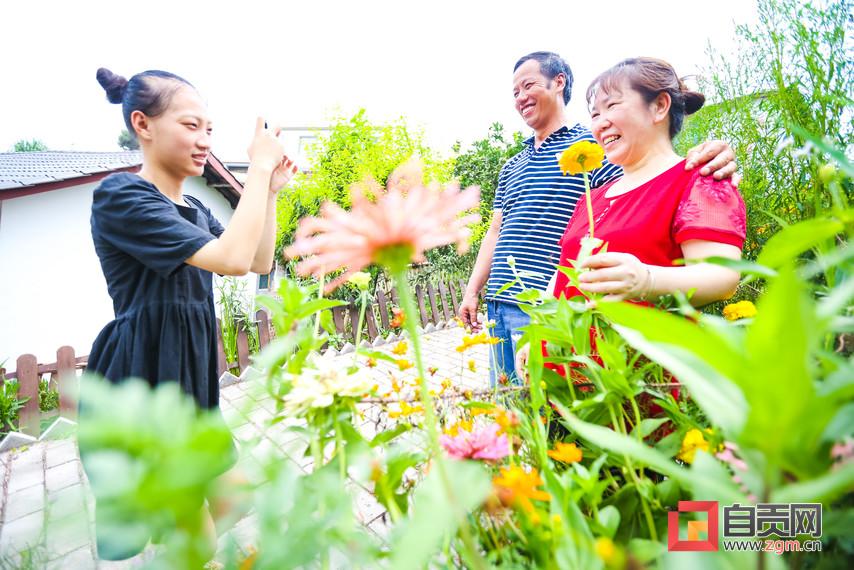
[{"xmin": 0, "ymin": 151, "xmax": 243, "ymax": 206}]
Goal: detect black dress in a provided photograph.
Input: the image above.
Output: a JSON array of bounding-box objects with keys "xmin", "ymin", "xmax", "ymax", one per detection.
[{"xmin": 88, "ymin": 173, "xmax": 225, "ymax": 409}]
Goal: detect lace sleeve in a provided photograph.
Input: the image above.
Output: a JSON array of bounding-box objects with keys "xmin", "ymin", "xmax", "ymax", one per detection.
[{"xmin": 673, "ymin": 174, "xmax": 746, "ymax": 248}]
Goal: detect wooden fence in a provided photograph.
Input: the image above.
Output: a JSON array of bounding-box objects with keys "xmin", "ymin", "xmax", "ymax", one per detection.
[{"xmin": 1, "ymin": 278, "xmax": 471, "ymax": 438}]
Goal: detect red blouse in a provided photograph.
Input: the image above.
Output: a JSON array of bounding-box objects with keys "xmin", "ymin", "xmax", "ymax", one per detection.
[{"xmin": 553, "ymin": 159, "xmax": 746, "ymax": 299}]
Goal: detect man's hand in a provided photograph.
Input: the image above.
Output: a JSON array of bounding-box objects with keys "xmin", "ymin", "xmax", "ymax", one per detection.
[
  {"xmin": 515, "ymin": 343, "xmax": 530, "ymax": 382},
  {"xmin": 458, "ymin": 292, "xmax": 481, "ymax": 332},
  {"xmin": 685, "ymin": 140, "xmax": 740, "ymax": 184}
]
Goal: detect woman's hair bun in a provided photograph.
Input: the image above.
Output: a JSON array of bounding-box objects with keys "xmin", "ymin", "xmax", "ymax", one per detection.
[
  {"xmin": 96, "ymin": 68, "xmax": 128, "ymax": 104},
  {"xmin": 682, "ymin": 90, "xmax": 705, "ymax": 115}
]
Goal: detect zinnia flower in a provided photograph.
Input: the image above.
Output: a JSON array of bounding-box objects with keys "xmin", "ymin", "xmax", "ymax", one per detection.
[
  {"xmin": 677, "ymin": 428, "xmax": 710, "ymax": 464},
  {"xmin": 282, "ymin": 360, "xmax": 373, "ymax": 416},
  {"xmin": 455, "ymin": 331, "xmax": 501, "ymax": 352},
  {"xmin": 285, "ymin": 158, "xmax": 480, "ymax": 290},
  {"xmin": 390, "ymin": 308, "xmax": 406, "ymax": 328},
  {"xmin": 347, "ymin": 271, "xmax": 372, "ymax": 290},
  {"xmin": 557, "ymin": 140, "xmax": 605, "ymax": 175},
  {"xmin": 723, "ymin": 300, "xmax": 757, "ymax": 321},
  {"xmin": 441, "ymin": 423, "xmax": 510, "ymax": 462},
  {"xmin": 492, "ymin": 465, "xmax": 551, "ymax": 513},
  {"xmin": 547, "ymin": 442, "xmax": 583, "ymax": 464}
]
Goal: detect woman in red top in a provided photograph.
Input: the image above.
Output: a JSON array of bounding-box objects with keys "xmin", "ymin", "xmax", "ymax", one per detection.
[{"xmin": 516, "ymin": 57, "xmax": 746, "ymax": 373}]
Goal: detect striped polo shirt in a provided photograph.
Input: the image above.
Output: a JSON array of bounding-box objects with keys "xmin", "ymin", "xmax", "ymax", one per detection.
[{"xmin": 486, "ymin": 124, "xmax": 623, "ymax": 304}]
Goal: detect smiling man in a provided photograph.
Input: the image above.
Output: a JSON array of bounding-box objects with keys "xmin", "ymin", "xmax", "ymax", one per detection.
[{"xmin": 458, "ymin": 51, "xmax": 737, "ymax": 385}]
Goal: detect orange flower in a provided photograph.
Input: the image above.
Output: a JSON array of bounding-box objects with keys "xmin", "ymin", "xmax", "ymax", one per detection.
[
  {"xmin": 493, "ymin": 465, "xmax": 551, "ymax": 513},
  {"xmin": 428, "ymin": 366, "xmax": 439, "ymax": 376},
  {"xmin": 390, "ymin": 308, "xmax": 406, "ymax": 328},
  {"xmin": 547, "ymin": 442, "xmax": 583, "ymax": 463},
  {"xmin": 366, "ymin": 357, "xmax": 377, "ymax": 368},
  {"xmin": 286, "ymin": 159, "xmax": 480, "ymax": 290}
]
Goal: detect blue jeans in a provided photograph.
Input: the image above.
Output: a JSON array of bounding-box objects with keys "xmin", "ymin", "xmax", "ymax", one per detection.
[{"xmin": 486, "ymin": 300, "xmax": 531, "ymax": 387}]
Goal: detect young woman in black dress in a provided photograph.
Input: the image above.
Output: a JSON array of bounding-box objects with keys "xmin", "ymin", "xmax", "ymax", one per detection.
[{"xmin": 87, "ymin": 68, "xmax": 296, "ymax": 564}]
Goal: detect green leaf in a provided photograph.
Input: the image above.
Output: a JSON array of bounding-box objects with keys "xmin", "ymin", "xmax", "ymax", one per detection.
[
  {"xmin": 756, "ymin": 217, "xmax": 845, "ymax": 268},
  {"xmin": 628, "ymin": 538, "xmax": 666, "ymax": 564},
  {"xmin": 553, "ymin": 401, "xmax": 741, "ymax": 501},
  {"xmin": 742, "ymin": 265, "xmax": 821, "ymax": 470},
  {"xmin": 702, "ymin": 256, "xmax": 778, "ymax": 278},
  {"xmin": 494, "ymin": 279, "xmax": 518, "ymax": 296},
  {"xmin": 596, "ymin": 505, "xmax": 621, "ymax": 538},
  {"xmin": 630, "ymin": 418, "xmax": 671, "ymax": 439},
  {"xmin": 389, "ymin": 460, "xmax": 491, "ymax": 569},
  {"xmin": 771, "ymin": 462, "xmax": 854, "ymax": 504}
]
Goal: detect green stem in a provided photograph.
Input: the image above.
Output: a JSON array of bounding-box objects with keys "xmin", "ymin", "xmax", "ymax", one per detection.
[
  {"xmin": 353, "ymin": 290, "xmax": 368, "ymax": 365},
  {"xmin": 608, "ymin": 404, "xmax": 658, "ymax": 541},
  {"xmin": 583, "ymin": 171, "xmax": 595, "ymax": 238},
  {"xmin": 392, "ymin": 271, "xmax": 488, "ymax": 570}
]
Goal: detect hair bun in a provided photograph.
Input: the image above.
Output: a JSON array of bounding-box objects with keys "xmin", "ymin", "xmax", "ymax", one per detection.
[
  {"xmin": 682, "ymin": 90, "xmax": 705, "ymax": 115},
  {"xmin": 96, "ymin": 68, "xmax": 128, "ymax": 104}
]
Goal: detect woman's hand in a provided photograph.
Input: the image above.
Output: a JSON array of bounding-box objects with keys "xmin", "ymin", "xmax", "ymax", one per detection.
[
  {"xmin": 269, "ymin": 155, "xmax": 298, "ymax": 194},
  {"xmin": 577, "ymin": 252, "xmax": 653, "ymax": 301},
  {"xmin": 515, "ymin": 343, "xmax": 531, "ymax": 382},
  {"xmin": 247, "ymin": 118, "xmax": 285, "ymax": 174}
]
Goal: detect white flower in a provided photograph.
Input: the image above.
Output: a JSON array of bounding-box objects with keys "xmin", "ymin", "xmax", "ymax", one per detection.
[{"xmin": 283, "ymin": 359, "xmax": 373, "ymax": 416}]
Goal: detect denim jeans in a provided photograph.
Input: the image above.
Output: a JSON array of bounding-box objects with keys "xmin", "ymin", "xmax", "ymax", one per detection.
[{"xmin": 486, "ymin": 300, "xmax": 531, "ymax": 387}]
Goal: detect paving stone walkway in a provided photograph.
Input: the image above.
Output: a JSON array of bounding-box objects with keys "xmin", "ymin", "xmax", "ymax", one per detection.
[{"xmin": 0, "ymin": 327, "xmax": 492, "ymax": 568}]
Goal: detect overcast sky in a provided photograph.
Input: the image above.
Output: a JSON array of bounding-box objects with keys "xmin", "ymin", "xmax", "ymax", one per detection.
[{"xmin": 1, "ymin": 0, "xmax": 756, "ymax": 162}]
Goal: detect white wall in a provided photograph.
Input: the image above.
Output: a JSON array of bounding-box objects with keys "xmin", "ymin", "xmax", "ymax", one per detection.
[{"xmin": 0, "ymin": 176, "xmax": 255, "ymax": 366}]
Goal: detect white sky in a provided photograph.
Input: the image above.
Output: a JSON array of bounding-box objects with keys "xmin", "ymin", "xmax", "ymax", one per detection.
[{"xmin": 1, "ymin": 0, "xmax": 756, "ymax": 162}]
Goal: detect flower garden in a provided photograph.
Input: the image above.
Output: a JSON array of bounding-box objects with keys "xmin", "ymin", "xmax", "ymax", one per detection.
[{"xmin": 1, "ymin": 0, "xmax": 851, "ymax": 568}]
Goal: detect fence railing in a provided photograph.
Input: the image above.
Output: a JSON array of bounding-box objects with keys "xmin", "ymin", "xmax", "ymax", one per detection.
[{"xmin": 1, "ymin": 278, "xmax": 472, "ymax": 439}]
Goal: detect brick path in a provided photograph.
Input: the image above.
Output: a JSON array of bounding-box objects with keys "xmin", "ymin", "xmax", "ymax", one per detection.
[{"xmin": 0, "ymin": 327, "xmax": 492, "ymax": 568}]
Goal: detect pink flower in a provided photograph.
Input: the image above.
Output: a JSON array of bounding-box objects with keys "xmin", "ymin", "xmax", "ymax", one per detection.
[
  {"xmin": 285, "ymin": 159, "xmax": 480, "ymax": 291},
  {"xmin": 440, "ymin": 423, "xmax": 510, "ymax": 462},
  {"xmin": 831, "ymin": 438, "xmax": 854, "ymax": 471}
]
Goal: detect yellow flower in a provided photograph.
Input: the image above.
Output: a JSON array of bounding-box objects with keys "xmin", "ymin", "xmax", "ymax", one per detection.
[
  {"xmin": 557, "ymin": 140, "xmax": 605, "ymax": 175},
  {"xmin": 595, "ymin": 537, "xmax": 616, "ymax": 565},
  {"xmin": 723, "ymin": 300, "xmax": 757, "ymax": 321},
  {"xmin": 366, "ymin": 357, "xmax": 377, "ymax": 368},
  {"xmin": 396, "ymin": 359, "xmax": 413, "ymax": 372},
  {"xmin": 493, "ymin": 465, "xmax": 551, "ymax": 513},
  {"xmin": 428, "ymin": 366, "xmax": 439, "ymax": 376},
  {"xmin": 492, "ymin": 408, "xmax": 520, "ymax": 435},
  {"xmin": 677, "ymin": 428, "xmax": 710, "ymax": 464},
  {"xmin": 468, "ymin": 359, "xmax": 477, "ymax": 373},
  {"xmin": 391, "ymin": 341, "xmax": 409, "ymax": 355},
  {"xmin": 444, "ymin": 419, "xmax": 473, "ymax": 437},
  {"xmin": 456, "ymin": 332, "xmax": 501, "ymax": 352},
  {"xmin": 347, "ymin": 271, "xmax": 372, "ymax": 290},
  {"xmin": 388, "ymin": 401, "xmax": 424, "ymax": 419},
  {"xmin": 547, "ymin": 442, "xmax": 583, "ymax": 464}
]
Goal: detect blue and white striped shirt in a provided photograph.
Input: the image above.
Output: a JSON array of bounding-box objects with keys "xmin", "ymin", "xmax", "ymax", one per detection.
[{"xmin": 486, "ymin": 124, "xmax": 623, "ymax": 304}]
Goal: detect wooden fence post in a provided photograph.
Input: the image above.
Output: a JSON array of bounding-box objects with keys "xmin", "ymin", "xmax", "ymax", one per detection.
[
  {"xmin": 426, "ymin": 283, "xmax": 440, "ymax": 324},
  {"xmin": 375, "ymin": 289, "xmax": 391, "ymax": 330},
  {"xmin": 56, "ymin": 346, "xmax": 77, "ymax": 419},
  {"xmin": 16, "ymin": 354, "xmax": 40, "ymax": 436},
  {"xmin": 414, "ymin": 284, "xmax": 429, "ymax": 327},
  {"xmin": 236, "ymin": 329, "xmax": 251, "ymax": 371},
  {"xmin": 438, "ymin": 281, "xmax": 453, "ymax": 321},
  {"xmin": 255, "ymin": 309, "xmax": 272, "ymax": 348},
  {"xmin": 215, "ymin": 318, "xmax": 227, "ymax": 376}
]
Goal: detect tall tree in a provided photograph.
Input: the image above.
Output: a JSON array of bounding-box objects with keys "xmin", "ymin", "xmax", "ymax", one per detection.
[{"xmin": 118, "ymin": 130, "xmax": 140, "ymax": 151}]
